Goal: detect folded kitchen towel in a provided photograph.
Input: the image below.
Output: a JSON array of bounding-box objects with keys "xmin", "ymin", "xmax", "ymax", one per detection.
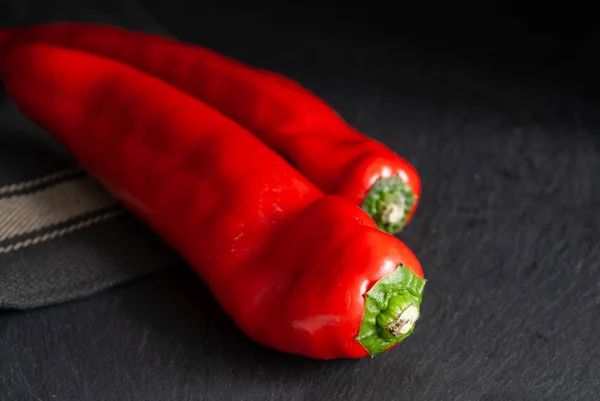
[{"xmin": 0, "ymin": 99, "xmax": 179, "ymax": 310}]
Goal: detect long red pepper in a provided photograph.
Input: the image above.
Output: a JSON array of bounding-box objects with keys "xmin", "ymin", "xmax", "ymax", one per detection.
[
  {"xmin": 0, "ymin": 22, "xmax": 421, "ymax": 234},
  {"xmin": 0, "ymin": 41, "xmax": 426, "ymax": 359}
]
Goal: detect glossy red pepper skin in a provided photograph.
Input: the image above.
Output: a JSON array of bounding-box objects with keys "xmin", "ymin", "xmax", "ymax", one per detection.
[
  {"xmin": 0, "ymin": 23, "xmax": 421, "ymax": 233},
  {"xmin": 0, "ymin": 42, "xmax": 425, "ymax": 359}
]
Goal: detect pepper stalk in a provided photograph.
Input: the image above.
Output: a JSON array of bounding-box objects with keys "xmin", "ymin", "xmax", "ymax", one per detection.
[
  {"xmin": 355, "ymin": 264, "xmax": 426, "ymax": 355},
  {"xmin": 360, "ymin": 175, "xmax": 416, "ymax": 234}
]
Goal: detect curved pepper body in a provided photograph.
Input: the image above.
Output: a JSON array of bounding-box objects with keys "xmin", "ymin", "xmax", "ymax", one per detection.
[
  {"xmin": 0, "ymin": 42, "xmax": 424, "ymax": 359},
  {"xmin": 0, "ymin": 23, "xmax": 421, "ymax": 232}
]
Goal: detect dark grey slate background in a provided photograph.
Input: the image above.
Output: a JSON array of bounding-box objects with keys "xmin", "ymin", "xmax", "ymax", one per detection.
[{"xmin": 1, "ymin": 1, "xmax": 599, "ymax": 400}]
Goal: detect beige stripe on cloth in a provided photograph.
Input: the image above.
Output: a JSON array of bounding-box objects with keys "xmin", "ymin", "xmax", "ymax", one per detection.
[
  {"xmin": 0, "ymin": 209, "xmax": 125, "ymax": 254},
  {"xmin": 0, "ymin": 176, "xmax": 121, "ymax": 242},
  {"xmin": 0, "ymin": 168, "xmax": 82, "ymax": 196}
]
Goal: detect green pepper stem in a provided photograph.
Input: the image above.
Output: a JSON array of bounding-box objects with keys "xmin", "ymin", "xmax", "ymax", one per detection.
[
  {"xmin": 360, "ymin": 175, "xmax": 415, "ymax": 234},
  {"xmin": 355, "ymin": 264, "xmax": 426, "ymax": 356},
  {"xmin": 380, "ymin": 203, "xmax": 405, "ymax": 226},
  {"xmin": 386, "ymin": 304, "xmax": 419, "ymax": 337}
]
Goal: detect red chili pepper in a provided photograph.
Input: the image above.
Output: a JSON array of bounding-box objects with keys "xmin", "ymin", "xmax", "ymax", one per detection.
[
  {"xmin": 0, "ymin": 41, "xmax": 426, "ymax": 359},
  {"xmin": 0, "ymin": 22, "xmax": 421, "ymax": 234}
]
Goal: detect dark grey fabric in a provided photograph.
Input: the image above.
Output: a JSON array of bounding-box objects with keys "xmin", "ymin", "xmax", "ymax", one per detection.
[
  {"xmin": 0, "ymin": 0, "xmax": 181, "ymax": 309},
  {"xmin": 0, "ymin": 94, "xmax": 179, "ymax": 309},
  {"xmin": 1, "ymin": 1, "xmax": 600, "ymax": 400}
]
